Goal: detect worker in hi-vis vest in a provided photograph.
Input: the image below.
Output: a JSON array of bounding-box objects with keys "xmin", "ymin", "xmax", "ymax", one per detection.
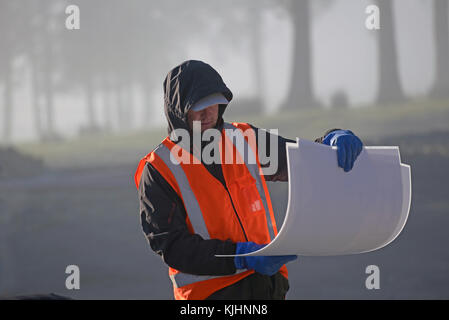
[{"xmin": 134, "ymin": 60, "xmax": 363, "ymax": 300}]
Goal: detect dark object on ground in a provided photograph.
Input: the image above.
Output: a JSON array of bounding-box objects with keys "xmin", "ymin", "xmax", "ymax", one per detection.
[
  {"xmin": 2, "ymin": 293, "xmax": 72, "ymax": 300},
  {"xmin": 0, "ymin": 146, "xmax": 44, "ymax": 179},
  {"xmin": 330, "ymin": 90, "xmax": 349, "ymax": 109}
]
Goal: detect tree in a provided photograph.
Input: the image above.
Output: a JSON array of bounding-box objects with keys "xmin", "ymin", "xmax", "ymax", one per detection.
[
  {"xmin": 280, "ymin": 0, "xmax": 321, "ymax": 110},
  {"xmin": 430, "ymin": 0, "xmax": 449, "ymax": 98},
  {"xmin": 200, "ymin": 0, "xmax": 271, "ymax": 115},
  {"xmin": 22, "ymin": 0, "xmax": 66, "ymax": 142},
  {"xmin": 0, "ymin": 2, "xmax": 21, "ymax": 144},
  {"xmin": 375, "ymin": 0, "xmax": 405, "ymax": 104},
  {"xmin": 59, "ymin": 0, "xmax": 206, "ymax": 133}
]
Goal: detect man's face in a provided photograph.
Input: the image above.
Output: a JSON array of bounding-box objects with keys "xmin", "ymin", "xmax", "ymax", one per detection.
[{"xmin": 187, "ymin": 104, "xmax": 219, "ymax": 132}]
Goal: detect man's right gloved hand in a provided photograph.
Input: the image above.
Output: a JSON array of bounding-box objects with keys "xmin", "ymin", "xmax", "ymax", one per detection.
[
  {"xmin": 322, "ymin": 129, "xmax": 363, "ymax": 172},
  {"xmin": 234, "ymin": 242, "xmax": 298, "ymax": 276}
]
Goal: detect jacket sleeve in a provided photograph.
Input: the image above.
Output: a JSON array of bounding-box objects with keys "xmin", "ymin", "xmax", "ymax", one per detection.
[
  {"xmin": 249, "ymin": 125, "xmax": 341, "ymax": 182},
  {"xmin": 138, "ymin": 162, "xmax": 237, "ymax": 276}
]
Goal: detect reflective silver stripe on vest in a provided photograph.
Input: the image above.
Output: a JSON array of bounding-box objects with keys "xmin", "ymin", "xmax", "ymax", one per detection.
[
  {"xmin": 170, "ymin": 269, "xmax": 248, "ymax": 289},
  {"xmin": 153, "ymin": 144, "xmax": 210, "ymax": 239},
  {"xmin": 223, "ymin": 122, "xmax": 276, "ymax": 241},
  {"xmin": 155, "ymin": 142, "xmax": 253, "ymax": 290},
  {"xmin": 155, "ymin": 123, "xmax": 275, "ymax": 290}
]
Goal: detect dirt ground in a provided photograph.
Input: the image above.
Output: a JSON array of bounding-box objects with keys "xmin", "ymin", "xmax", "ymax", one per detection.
[{"xmin": 1, "ymin": 131, "xmax": 448, "ymax": 299}]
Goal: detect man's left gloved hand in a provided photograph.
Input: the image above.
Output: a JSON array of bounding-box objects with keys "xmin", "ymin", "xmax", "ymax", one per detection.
[
  {"xmin": 322, "ymin": 129, "xmax": 363, "ymax": 172},
  {"xmin": 234, "ymin": 242, "xmax": 297, "ymax": 276}
]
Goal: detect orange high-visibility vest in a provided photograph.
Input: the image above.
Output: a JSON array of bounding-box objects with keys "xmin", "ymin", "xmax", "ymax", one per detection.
[{"xmin": 134, "ymin": 122, "xmax": 288, "ymax": 300}]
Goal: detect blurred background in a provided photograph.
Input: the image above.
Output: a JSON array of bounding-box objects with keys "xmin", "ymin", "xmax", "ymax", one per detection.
[{"xmin": 0, "ymin": 0, "xmax": 448, "ymax": 299}]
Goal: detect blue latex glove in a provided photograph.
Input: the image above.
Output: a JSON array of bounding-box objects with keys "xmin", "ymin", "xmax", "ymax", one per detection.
[
  {"xmin": 234, "ymin": 242, "xmax": 298, "ymax": 276},
  {"xmin": 322, "ymin": 130, "xmax": 363, "ymax": 172}
]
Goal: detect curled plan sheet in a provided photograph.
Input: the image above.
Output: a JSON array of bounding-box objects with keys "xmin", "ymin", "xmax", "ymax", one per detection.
[{"xmin": 218, "ymin": 138, "xmax": 411, "ymax": 257}]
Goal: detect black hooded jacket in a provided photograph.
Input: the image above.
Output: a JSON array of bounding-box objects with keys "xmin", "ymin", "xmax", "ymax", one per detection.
[{"xmin": 138, "ymin": 60, "xmax": 337, "ymax": 299}]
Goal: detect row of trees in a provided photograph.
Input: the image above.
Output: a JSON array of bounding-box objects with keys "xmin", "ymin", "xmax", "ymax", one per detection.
[
  {"xmin": 282, "ymin": 0, "xmax": 449, "ymax": 109},
  {"xmin": 0, "ymin": 0, "xmax": 448, "ymax": 144}
]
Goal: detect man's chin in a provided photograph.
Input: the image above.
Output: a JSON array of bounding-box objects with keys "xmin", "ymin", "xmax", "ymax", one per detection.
[
  {"xmin": 201, "ymin": 122, "xmax": 216, "ymax": 131},
  {"xmin": 201, "ymin": 127, "xmax": 213, "ymax": 133}
]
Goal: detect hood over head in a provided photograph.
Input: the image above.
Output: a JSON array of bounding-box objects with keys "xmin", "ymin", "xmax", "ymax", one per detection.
[{"xmin": 163, "ymin": 60, "xmax": 233, "ymax": 137}]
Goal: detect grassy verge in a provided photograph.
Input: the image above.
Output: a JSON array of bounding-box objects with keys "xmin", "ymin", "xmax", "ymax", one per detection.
[{"xmin": 15, "ymin": 97, "xmax": 449, "ymax": 168}]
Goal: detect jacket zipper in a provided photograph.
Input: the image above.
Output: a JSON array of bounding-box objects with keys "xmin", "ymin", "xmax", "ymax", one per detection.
[
  {"xmin": 223, "ymin": 184, "xmax": 248, "ymax": 242},
  {"xmin": 196, "ymin": 129, "xmax": 249, "ymax": 241}
]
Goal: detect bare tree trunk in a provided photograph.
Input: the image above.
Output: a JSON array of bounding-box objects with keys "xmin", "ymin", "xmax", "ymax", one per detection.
[
  {"xmin": 141, "ymin": 80, "xmax": 153, "ymax": 128},
  {"xmin": 124, "ymin": 84, "xmax": 134, "ymax": 130},
  {"xmin": 25, "ymin": 1, "xmax": 44, "ymax": 141},
  {"xmin": 2, "ymin": 56, "xmax": 13, "ymax": 144},
  {"xmin": 85, "ymin": 76, "xmax": 97, "ymax": 128},
  {"xmin": 115, "ymin": 81, "xmax": 124, "ymax": 132},
  {"xmin": 42, "ymin": 60, "xmax": 54, "ymax": 136},
  {"xmin": 30, "ymin": 50, "xmax": 42, "ymax": 140},
  {"xmin": 430, "ymin": 0, "xmax": 449, "ymax": 98},
  {"xmin": 102, "ymin": 76, "xmax": 112, "ymax": 131},
  {"xmin": 42, "ymin": 28, "xmax": 55, "ymax": 138},
  {"xmin": 249, "ymin": 7, "xmax": 265, "ymax": 112},
  {"xmin": 282, "ymin": 0, "xmax": 318, "ymax": 110},
  {"xmin": 376, "ymin": 0, "xmax": 405, "ymax": 104}
]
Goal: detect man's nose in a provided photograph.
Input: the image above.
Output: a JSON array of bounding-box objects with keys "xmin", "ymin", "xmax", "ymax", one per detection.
[{"xmin": 202, "ymin": 107, "xmax": 213, "ymax": 117}]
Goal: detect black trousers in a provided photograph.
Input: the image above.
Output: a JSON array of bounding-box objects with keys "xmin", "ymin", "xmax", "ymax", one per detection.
[{"xmin": 205, "ymin": 272, "xmax": 289, "ymax": 300}]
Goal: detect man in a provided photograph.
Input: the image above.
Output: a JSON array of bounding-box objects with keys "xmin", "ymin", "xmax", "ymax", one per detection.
[{"xmin": 134, "ymin": 60, "xmax": 363, "ymax": 300}]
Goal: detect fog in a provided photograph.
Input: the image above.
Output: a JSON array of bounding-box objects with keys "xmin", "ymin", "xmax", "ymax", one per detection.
[
  {"xmin": 1, "ymin": 0, "xmax": 449, "ymax": 300},
  {"xmin": 0, "ymin": 0, "xmax": 442, "ymax": 143}
]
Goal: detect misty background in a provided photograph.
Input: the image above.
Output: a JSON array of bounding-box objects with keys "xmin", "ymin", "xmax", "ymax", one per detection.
[{"xmin": 0, "ymin": 0, "xmax": 448, "ymax": 299}]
